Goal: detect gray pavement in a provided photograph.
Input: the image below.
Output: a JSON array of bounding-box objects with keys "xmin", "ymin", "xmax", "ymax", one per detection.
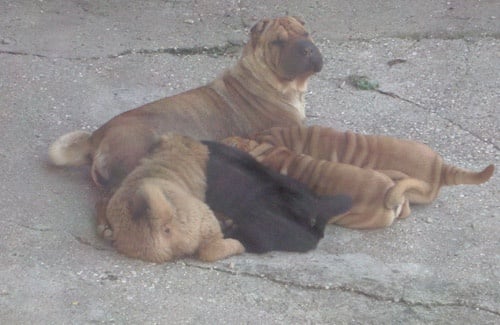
[{"xmin": 1, "ymin": 1, "xmax": 498, "ymax": 323}]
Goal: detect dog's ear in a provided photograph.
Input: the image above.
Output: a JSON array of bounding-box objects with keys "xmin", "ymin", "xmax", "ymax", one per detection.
[
  {"xmin": 249, "ymin": 18, "xmax": 271, "ymax": 47},
  {"xmin": 129, "ymin": 182, "xmax": 174, "ymax": 225},
  {"xmin": 315, "ymin": 194, "xmax": 352, "ymax": 226},
  {"xmin": 291, "ymin": 16, "xmax": 305, "ymax": 26},
  {"xmin": 250, "ymin": 18, "xmax": 270, "ymax": 36}
]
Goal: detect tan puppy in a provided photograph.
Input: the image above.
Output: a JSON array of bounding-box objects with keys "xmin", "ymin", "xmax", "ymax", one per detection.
[
  {"xmin": 48, "ymin": 16, "xmax": 323, "ymax": 187},
  {"xmin": 100, "ymin": 134, "xmax": 244, "ymax": 263},
  {"xmin": 221, "ymin": 137, "xmax": 427, "ymax": 228},
  {"xmin": 223, "ymin": 126, "xmax": 494, "ymax": 228},
  {"xmin": 254, "ymin": 126, "xmax": 494, "ymax": 204}
]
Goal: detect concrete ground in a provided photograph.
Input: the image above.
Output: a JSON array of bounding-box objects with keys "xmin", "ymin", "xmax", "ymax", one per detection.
[{"xmin": 0, "ymin": 0, "xmax": 498, "ymax": 323}]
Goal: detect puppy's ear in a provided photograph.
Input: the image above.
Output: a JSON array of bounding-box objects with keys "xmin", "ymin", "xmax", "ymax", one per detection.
[
  {"xmin": 129, "ymin": 182, "xmax": 174, "ymax": 224},
  {"xmin": 129, "ymin": 190, "xmax": 147, "ymax": 221},
  {"xmin": 315, "ymin": 194, "xmax": 352, "ymax": 225}
]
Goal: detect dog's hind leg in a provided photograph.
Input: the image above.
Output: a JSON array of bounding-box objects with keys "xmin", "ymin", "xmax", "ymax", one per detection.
[
  {"xmin": 329, "ymin": 209, "xmax": 399, "ymax": 229},
  {"xmin": 377, "ymin": 169, "xmax": 410, "ymax": 181},
  {"xmin": 91, "ymin": 125, "xmax": 160, "ymax": 187}
]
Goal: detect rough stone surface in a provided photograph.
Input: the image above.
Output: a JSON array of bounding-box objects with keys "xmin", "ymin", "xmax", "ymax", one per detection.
[{"xmin": 1, "ymin": 1, "xmax": 498, "ymax": 323}]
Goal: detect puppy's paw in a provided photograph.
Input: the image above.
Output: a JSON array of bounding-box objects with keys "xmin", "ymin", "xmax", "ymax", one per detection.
[
  {"xmin": 396, "ymin": 199, "xmax": 411, "ymax": 219},
  {"xmin": 97, "ymin": 223, "xmax": 113, "ymax": 240},
  {"xmin": 198, "ymin": 238, "xmax": 245, "ymax": 262},
  {"xmin": 394, "ymin": 201, "xmax": 404, "ymax": 218},
  {"xmin": 224, "ymin": 238, "xmax": 245, "ymax": 255},
  {"xmin": 95, "ymin": 196, "xmax": 113, "ymax": 240}
]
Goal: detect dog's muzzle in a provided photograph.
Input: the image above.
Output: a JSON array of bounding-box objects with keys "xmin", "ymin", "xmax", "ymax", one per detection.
[{"xmin": 296, "ymin": 39, "xmax": 323, "ymax": 72}]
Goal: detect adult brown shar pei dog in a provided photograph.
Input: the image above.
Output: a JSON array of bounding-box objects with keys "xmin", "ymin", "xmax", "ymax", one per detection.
[{"xmin": 49, "ymin": 16, "xmax": 322, "ymax": 187}]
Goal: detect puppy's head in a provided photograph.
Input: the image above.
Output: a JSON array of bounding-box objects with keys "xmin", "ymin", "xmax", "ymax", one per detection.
[
  {"xmin": 276, "ymin": 179, "xmax": 352, "ymax": 238},
  {"xmin": 109, "ymin": 180, "xmax": 179, "ymax": 263},
  {"xmin": 243, "ymin": 16, "xmax": 323, "ymax": 85},
  {"xmin": 310, "ymin": 194, "xmax": 353, "ymax": 235}
]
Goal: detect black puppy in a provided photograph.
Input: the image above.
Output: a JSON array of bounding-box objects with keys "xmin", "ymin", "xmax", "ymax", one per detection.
[{"xmin": 203, "ymin": 141, "xmax": 352, "ymax": 253}]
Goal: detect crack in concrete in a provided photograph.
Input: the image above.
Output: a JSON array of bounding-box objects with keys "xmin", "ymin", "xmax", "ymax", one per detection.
[
  {"xmin": 10, "ymin": 221, "xmax": 111, "ymax": 251},
  {"xmin": 374, "ymin": 89, "xmax": 500, "ymax": 150},
  {"xmin": 6, "ymin": 215, "xmax": 499, "ymax": 315},
  {"xmin": 182, "ymin": 261, "xmax": 500, "ymax": 316},
  {"xmin": 0, "ymin": 50, "xmax": 48, "ymax": 59},
  {"xmin": 71, "ymin": 233, "xmax": 111, "ymax": 251},
  {"xmin": 1, "ymin": 32, "xmax": 497, "ymax": 61},
  {"xmin": 14, "ymin": 222, "xmax": 53, "ymax": 232},
  {"xmin": 113, "ymin": 42, "xmax": 242, "ymax": 58},
  {"xmin": 328, "ymin": 72, "xmax": 498, "ymax": 150},
  {"xmin": 0, "ymin": 42, "xmax": 242, "ymax": 61}
]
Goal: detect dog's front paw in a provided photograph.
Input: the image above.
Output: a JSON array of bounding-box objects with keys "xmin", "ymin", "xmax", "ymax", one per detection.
[
  {"xmin": 225, "ymin": 238, "xmax": 245, "ymax": 255},
  {"xmin": 95, "ymin": 197, "xmax": 113, "ymax": 240},
  {"xmin": 198, "ymin": 238, "xmax": 245, "ymax": 262},
  {"xmin": 97, "ymin": 223, "xmax": 113, "ymax": 240}
]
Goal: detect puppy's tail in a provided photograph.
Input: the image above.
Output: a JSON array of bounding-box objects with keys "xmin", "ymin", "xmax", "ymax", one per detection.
[
  {"xmin": 49, "ymin": 131, "xmax": 92, "ymax": 166},
  {"xmin": 384, "ymin": 178, "xmax": 430, "ymax": 211},
  {"xmin": 441, "ymin": 164, "xmax": 494, "ymax": 186}
]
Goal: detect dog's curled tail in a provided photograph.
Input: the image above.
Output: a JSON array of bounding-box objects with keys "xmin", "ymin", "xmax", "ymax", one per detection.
[
  {"xmin": 384, "ymin": 178, "xmax": 430, "ymax": 211},
  {"xmin": 441, "ymin": 164, "xmax": 494, "ymax": 186},
  {"xmin": 48, "ymin": 131, "xmax": 92, "ymax": 166}
]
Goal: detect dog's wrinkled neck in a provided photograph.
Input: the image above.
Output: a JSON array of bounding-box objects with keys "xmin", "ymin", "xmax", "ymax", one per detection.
[
  {"xmin": 217, "ymin": 64, "xmax": 305, "ymax": 123},
  {"xmin": 233, "ymin": 57, "xmax": 306, "ymax": 113}
]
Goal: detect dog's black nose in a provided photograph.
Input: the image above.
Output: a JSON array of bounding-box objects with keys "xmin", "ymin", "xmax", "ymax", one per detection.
[{"xmin": 297, "ymin": 40, "xmax": 323, "ymax": 72}]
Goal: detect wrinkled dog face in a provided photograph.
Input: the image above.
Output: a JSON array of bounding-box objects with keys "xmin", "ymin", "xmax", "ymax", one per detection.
[
  {"xmin": 109, "ymin": 180, "xmax": 182, "ymax": 263},
  {"xmin": 247, "ymin": 16, "xmax": 323, "ymax": 82}
]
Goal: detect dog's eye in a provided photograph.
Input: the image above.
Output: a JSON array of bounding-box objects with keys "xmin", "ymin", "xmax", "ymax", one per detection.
[{"xmin": 164, "ymin": 227, "xmax": 170, "ymax": 234}]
